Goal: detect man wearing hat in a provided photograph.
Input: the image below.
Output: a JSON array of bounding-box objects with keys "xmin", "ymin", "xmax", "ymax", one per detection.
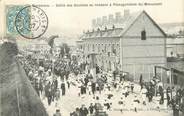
[
  {"xmin": 79, "ymin": 104, "xmax": 88, "ymax": 116},
  {"xmin": 53, "ymin": 109, "xmax": 62, "ymax": 116}
]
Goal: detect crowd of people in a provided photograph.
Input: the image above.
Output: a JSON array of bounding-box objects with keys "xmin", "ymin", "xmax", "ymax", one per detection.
[
  {"xmin": 140, "ymin": 75, "xmax": 184, "ymax": 116},
  {"xmin": 17, "ymin": 54, "xmax": 184, "ymax": 116},
  {"xmin": 18, "ymin": 55, "xmax": 80, "ymax": 106}
]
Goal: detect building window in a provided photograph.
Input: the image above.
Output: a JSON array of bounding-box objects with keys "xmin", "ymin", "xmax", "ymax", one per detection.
[
  {"xmin": 88, "ymin": 44, "xmax": 89, "ymax": 51},
  {"xmin": 101, "ymin": 44, "xmax": 103, "ymax": 53},
  {"xmin": 104, "ymin": 44, "xmax": 106, "ymax": 53},
  {"xmin": 108, "ymin": 44, "xmax": 111, "ymax": 52},
  {"xmin": 141, "ymin": 30, "xmax": 146, "ymax": 40},
  {"xmin": 108, "ymin": 52, "xmax": 110, "ymax": 56},
  {"xmin": 111, "ymin": 44, "xmax": 114, "ymax": 52},
  {"xmin": 82, "ymin": 45, "xmax": 84, "ymax": 51},
  {"xmin": 92, "ymin": 44, "xmax": 95, "ymax": 52},
  {"xmin": 112, "ymin": 44, "xmax": 116, "ymax": 55},
  {"xmin": 170, "ymin": 51, "xmax": 173, "ymax": 57},
  {"xmin": 98, "ymin": 44, "xmax": 100, "ymax": 53},
  {"xmin": 116, "ymin": 44, "xmax": 119, "ymax": 55}
]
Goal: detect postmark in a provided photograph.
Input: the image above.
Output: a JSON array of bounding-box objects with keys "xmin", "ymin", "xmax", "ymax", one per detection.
[{"xmin": 15, "ymin": 5, "xmax": 48, "ymax": 39}]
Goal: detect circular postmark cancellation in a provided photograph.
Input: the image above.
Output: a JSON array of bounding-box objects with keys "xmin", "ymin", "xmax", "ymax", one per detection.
[{"xmin": 15, "ymin": 5, "xmax": 48, "ymax": 39}]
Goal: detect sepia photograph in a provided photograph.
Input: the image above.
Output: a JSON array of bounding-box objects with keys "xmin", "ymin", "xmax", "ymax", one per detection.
[{"xmin": 0, "ymin": 0, "xmax": 184, "ymax": 116}]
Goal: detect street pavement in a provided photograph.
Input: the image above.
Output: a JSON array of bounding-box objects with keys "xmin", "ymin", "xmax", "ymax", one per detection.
[{"xmin": 41, "ymin": 74, "xmax": 174, "ymax": 116}]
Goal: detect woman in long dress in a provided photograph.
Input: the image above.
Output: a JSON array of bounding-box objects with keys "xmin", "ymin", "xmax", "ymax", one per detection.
[{"xmin": 141, "ymin": 86, "xmax": 147, "ymax": 105}]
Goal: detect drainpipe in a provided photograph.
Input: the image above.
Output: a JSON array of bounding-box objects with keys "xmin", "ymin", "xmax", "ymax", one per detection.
[{"xmin": 170, "ymin": 68, "xmax": 173, "ymax": 99}]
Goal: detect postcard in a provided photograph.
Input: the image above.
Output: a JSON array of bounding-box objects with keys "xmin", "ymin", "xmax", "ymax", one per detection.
[{"xmin": 0, "ymin": 0, "xmax": 184, "ymax": 116}]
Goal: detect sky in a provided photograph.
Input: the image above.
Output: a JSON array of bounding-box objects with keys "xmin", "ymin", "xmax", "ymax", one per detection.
[{"xmin": 0, "ymin": 0, "xmax": 184, "ymax": 44}]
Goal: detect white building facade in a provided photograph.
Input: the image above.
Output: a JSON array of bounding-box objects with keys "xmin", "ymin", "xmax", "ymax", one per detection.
[{"xmin": 79, "ymin": 10, "xmax": 167, "ymax": 82}]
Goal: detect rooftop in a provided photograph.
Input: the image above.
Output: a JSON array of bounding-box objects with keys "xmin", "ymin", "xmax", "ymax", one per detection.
[
  {"xmin": 81, "ymin": 11, "xmax": 143, "ymax": 39},
  {"xmin": 160, "ymin": 22, "xmax": 184, "ymax": 37}
]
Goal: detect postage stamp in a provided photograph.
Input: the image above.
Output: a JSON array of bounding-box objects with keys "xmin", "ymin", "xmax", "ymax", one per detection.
[
  {"xmin": 6, "ymin": 5, "xmax": 48, "ymax": 39},
  {"xmin": 6, "ymin": 5, "xmax": 25, "ymax": 35}
]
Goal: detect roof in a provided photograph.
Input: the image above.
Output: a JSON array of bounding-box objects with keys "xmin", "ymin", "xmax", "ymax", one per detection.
[
  {"xmin": 81, "ymin": 10, "xmax": 166, "ymax": 40},
  {"xmin": 160, "ymin": 22, "xmax": 184, "ymax": 36},
  {"xmin": 81, "ymin": 11, "xmax": 142, "ymax": 39},
  {"xmin": 81, "ymin": 28, "xmax": 123, "ymax": 39}
]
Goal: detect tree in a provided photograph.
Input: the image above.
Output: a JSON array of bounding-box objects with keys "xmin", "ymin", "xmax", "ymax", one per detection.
[{"xmin": 47, "ymin": 35, "xmax": 59, "ymax": 54}]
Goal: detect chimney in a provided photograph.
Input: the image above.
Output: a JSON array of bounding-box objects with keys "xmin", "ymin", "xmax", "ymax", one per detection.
[
  {"xmin": 115, "ymin": 12, "xmax": 121, "ymax": 23},
  {"xmin": 102, "ymin": 16, "xmax": 108, "ymax": 26},
  {"xmin": 108, "ymin": 14, "xmax": 114, "ymax": 24},
  {"xmin": 124, "ymin": 10, "xmax": 130, "ymax": 18},
  {"xmin": 105, "ymin": 26, "xmax": 107, "ymax": 30},
  {"xmin": 97, "ymin": 17, "xmax": 102, "ymax": 27},
  {"xmin": 92, "ymin": 19, "xmax": 96, "ymax": 28},
  {"xmin": 97, "ymin": 28, "xmax": 100, "ymax": 32},
  {"xmin": 112, "ymin": 25, "xmax": 115, "ymax": 29}
]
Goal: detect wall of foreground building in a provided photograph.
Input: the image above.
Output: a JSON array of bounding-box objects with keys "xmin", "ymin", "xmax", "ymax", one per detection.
[{"xmin": 121, "ymin": 11, "xmax": 166, "ymax": 82}]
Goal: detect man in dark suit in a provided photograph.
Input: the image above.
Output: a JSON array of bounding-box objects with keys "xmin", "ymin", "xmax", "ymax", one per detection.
[
  {"xmin": 79, "ymin": 105, "xmax": 88, "ymax": 116},
  {"xmin": 61, "ymin": 81, "xmax": 66, "ymax": 96}
]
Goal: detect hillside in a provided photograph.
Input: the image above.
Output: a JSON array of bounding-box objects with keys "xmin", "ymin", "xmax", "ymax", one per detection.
[{"xmin": 0, "ymin": 42, "xmax": 48, "ymax": 116}]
